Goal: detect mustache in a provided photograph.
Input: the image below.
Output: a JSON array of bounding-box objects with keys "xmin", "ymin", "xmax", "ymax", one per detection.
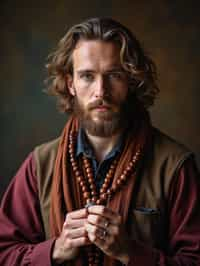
[{"xmin": 87, "ymin": 99, "xmax": 115, "ymax": 110}]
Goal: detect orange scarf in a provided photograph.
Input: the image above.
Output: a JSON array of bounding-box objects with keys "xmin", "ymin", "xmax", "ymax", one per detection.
[{"xmin": 50, "ymin": 110, "xmax": 151, "ymax": 266}]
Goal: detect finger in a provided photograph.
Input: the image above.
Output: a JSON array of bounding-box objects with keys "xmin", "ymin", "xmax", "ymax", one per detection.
[
  {"xmin": 87, "ymin": 216, "xmax": 120, "ymax": 237},
  {"xmin": 87, "ymin": 214, "xmax": 110, "ymax": 229},
  {"xmin": 64, "ymin": 218, "xmax": 87, "ymax": 229},
  {"xmin": 86, "ymin": 223, "xmax": 113, "ymax": 253},
  {"xmin": 65, "ymin": 226, "xmax": 87, "ymax": 239},
  {"xmin": 66, "ymin": 208, "xmax": 87, "ymax": 220},
  {"xmin": 87, "ymin": 206, "xmax": 121, "ymax": 224},
  {"xmin": 67, "ymin": 236, "xmax": 91, "ymax": 248},
  {"xmin": 85, "ymin": 222, "xmax": 107, "ymax": 242}
]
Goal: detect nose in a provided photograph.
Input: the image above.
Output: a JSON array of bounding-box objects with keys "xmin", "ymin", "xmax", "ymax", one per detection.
[{"xmin": 94, "ymin": 75, "xmax": 109, "ymax": 98}]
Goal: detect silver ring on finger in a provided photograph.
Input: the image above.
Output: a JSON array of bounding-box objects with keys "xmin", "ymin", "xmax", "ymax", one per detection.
[
  {"xmin": 99, "ymin": 229, "xmax": 107, "ymax": 240},
  {"xmin": 104, "ymin": 220, "xmax": 109, "ymax": 228}
]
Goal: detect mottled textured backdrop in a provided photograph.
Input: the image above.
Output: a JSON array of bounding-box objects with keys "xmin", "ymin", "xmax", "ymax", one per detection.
[{"xmin": 0, "ymin": 0, "xmax": 200, "ymax": 199}]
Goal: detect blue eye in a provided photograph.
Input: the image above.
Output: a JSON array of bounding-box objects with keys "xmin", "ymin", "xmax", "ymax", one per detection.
[
  {"xmin": 80, "ymin": 73, "xmax": 94, "ymax": 82},
  {"xmin": 108, "ymin": 72, "xmax": 124, "ymax": 80}
]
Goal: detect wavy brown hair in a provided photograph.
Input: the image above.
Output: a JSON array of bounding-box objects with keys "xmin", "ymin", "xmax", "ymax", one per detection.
[{"xmin": 45, "ymin": 17, "xmax": 159, "ymax": 113}]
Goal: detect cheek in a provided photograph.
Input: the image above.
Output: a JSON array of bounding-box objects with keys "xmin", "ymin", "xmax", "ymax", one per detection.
[
  {"xmin": 74, "ymin": 79, "xmax": 91, "ymax": 98},
  {"xmin": 112, "ymin": 86, "xmax": 129, "ymax": 103},
  {"xmin": 74, "ymin": 90, "xmax": 90, "ymax": 110}
]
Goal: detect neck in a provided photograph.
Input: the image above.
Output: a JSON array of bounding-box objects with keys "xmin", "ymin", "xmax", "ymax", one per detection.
[{"xmin": 85, "ymin": 130, "xmax": 123, "ymax": 162}]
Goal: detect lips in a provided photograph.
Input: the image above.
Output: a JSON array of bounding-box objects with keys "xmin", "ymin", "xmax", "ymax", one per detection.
[{"xmin": 93, "ymin": 105, "xmax": 110, "ymax": 111}]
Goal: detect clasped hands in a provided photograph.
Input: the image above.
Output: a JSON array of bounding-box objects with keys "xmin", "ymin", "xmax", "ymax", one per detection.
[{"xmin": 52, "ymin": 206, "xmax": 130, "ymax": 265}]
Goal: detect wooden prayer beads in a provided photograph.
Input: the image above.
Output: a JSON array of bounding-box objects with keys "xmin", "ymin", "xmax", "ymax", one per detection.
[{"xmin": 68, "ymin": 130, "xmax": 141, "ymax": 266}]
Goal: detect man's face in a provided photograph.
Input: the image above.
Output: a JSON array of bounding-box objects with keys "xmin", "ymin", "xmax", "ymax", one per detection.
[{"xmin": 67, "ymin": 40, "xmax": 129, "ymax": 137}]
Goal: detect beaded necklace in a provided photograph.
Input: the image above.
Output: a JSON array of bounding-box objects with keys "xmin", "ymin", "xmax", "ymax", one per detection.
[{"xmin": 68, "ymin": 130, "xmax": 142, "ymax": 266}]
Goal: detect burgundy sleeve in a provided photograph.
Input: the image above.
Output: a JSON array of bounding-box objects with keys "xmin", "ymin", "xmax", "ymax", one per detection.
[
  {"xmin": 127, "ymin": 156, "xmax": 200, "ymax": 266},
  {"xmin": 0, "ymin": 153, "xmax": 56, "ymax": 266}
]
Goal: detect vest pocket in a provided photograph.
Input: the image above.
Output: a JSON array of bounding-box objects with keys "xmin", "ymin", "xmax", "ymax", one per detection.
[{"xmin": 131, "ymin": 207, "xmax": 161, "ymax": 247}]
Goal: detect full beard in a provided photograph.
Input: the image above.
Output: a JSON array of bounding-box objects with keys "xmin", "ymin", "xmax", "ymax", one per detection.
[{"xmin": 73, "ymin": 95, "xmax": 134, "ymax": 138}]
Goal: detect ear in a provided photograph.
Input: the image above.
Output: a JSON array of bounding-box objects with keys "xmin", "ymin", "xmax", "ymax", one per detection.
[{"xmin": 66, "ymin": 74, "xmax": 75, "ymax": 96}]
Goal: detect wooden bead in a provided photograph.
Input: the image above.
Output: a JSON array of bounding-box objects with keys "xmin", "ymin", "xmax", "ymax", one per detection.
[
  {"xmin": 96, "ymin": 199, "xmax": 101, "ymax": 205},
  {"xmin": 104, "ymin": 177, "xmax": 110, "ymax": 184},
  {"xmin": 123, "ymin": 170, "xmax": 128, "ymax": 176},
  {"xmin": 88, "ymin": 178, "xmax": 93, "ymax": 184},
  {"xmin": 107, "ymin": 188, "xmax": 111, "ymax": 195},
  {"xmin": 68, "ymin": 143, "xmax": 73, "ymax": 149},
  {"xmin": 92, "ymin": 196, "xmax": 98, "ymax": 202},
  {"xmin": 108, "ymin": 169, "xmax": 115, "ymax": 175},
  {"xmin": 102, "ymin": 183, "xmax": 108, "ymax": 189},
  {"xmin": 82, "ymin": 186, "xmax": 87, "ymax": 192},
  {"xmin": 84, "ymin": 163, "xmax": 90, "ymax": 168},
  {"xmin": 110, "ymin": 164, "xmax": 115, "ymax": 170},
  {"xmin": 77, "ymin": 176, "xmax": 83, "ymax": 182},
  {"xmin": 129, "ymin": 161, "xmax": 134, "ymax": 167},
  {"xmin": 120, "ymin": 174, "xmax": 126, "ymax": 181},
  {"xmin": 69, "ymin": 148, "xmax": 74, "ymax": 154},
  {"xmin": 68, "ymin": 130, "xmax": 142, "ymax": 216},
  {"xmin": 80, "ymin": 181, "xmax": 85, "ymax": 187},
  {"xmin": 126, "ymin": 165, "xmax": 132, "ymax": 171},
  {"xmin": 83, "ymin": 192, "xmax": 90, "ymax": 199},
  {"xmin": 71, "ymin": 162, "xmax": 76, "ymax": 167},
  {"xmin": 86, "ymin": 198, "xmax": 92, "ymax": 205},
  {"xmin": 87, "ymin": 173, "xmax": 93, "ymax": 179},
  {"xmin": 70, "ymin": 157, "xmax": 75, "ymax": 163},
  {"xmin": 86, "ymin": 168, "xmax": 93, "ymax": 174},
  {"xmin": 100, "ymin": 193, "xmax": 107, "ymax": 200},
  {"xmin": 90, "ymin": 184, "xmax": 95, "ymax": 190},
  {"xmin": 72, "ymin": 165, "xmax": 78, "ymax": 171},
  {"xmin": 117, "ymin": 179, "xmax": 122, "ymax": 186},
  {"xmin": 75, "ymin": 171, "xmax": 81, "ymax": 176},
  {"xmin": 100, "ymin": 187, "xmax": 106, "ymax": 194}
]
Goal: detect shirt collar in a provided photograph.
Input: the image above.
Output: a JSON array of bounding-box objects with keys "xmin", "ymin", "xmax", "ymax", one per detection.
[{"xmin": 76, "ymin": 127, "xmax": 123, "ymax": 160}]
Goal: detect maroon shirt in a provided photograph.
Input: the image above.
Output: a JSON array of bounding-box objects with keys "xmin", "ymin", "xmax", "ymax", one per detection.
[{"xmin": 0, "ymin": 152, "xmax": 200, "ymax": 265}]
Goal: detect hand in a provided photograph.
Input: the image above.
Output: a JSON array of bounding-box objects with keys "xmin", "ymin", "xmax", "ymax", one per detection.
[
  {"xmin": 52, "ymin": 208, "xmax": 90, "ymax": 264},
  {"xmin": 85, "ymin": 205, "xmax": 131, "ymax": 265}
]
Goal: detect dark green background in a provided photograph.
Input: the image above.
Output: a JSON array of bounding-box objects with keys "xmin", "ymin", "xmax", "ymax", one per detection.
[{"xmin": 1, "ymin": 0, "xmax": 200, "ymax": 199}]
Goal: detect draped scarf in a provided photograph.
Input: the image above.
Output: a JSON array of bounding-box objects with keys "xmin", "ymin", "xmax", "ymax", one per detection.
[{"xmin": 50, "ymin": 108, "xmax": 152, "ymax": 266}]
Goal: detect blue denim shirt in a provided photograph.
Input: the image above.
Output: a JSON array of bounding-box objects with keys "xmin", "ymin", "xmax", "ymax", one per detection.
[{"xmin": 76, "ymin": 128, "xmax": 123, "ymax": 191}]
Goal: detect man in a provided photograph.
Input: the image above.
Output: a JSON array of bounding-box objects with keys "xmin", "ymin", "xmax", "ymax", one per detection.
[{"xmin": 0, "ymin": 17, "xmax": 199, "ymax": 266}]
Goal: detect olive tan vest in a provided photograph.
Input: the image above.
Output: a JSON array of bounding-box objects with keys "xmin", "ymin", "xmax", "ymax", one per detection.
[{"xmin": 33, "ymin": 128, "xmax": 192, "ymax": 250}]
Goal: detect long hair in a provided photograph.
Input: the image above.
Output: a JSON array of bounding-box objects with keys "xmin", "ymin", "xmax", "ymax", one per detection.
[{"xmin": 45, "ymin": 17, "xmax": 159, "ymax": 113}]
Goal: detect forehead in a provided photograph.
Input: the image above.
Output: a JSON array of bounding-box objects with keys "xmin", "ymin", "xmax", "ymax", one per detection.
[{"xmin": 72, "ymin": 40, "xmax": 121, "ymax": 71}]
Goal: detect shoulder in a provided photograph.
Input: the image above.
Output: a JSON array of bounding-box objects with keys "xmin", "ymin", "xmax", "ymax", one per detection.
[
  {"xmin": 32, "ymin": 137, "xmax": 60, "ymax": 177},
  {"xmin": 33, "ymin": 137, "xmax": 60, "ymax": 156},
  {"xmin": 148, "ymin": 128, "xmax": 193, "ymax": 190},
  {"xmin": 32, "ymin": 137, "xmax": 61, "ymax": 202},
  {"xmin": 137, "ymin": 127, "xmax": 194, "ymax": 201},
  {"xmin": 33, "ymin": 137, "xmax": 60, "ymax": 162},
  {"xmin": 152, "ymin": 127, "xmax": 192, "ymax": 162}
]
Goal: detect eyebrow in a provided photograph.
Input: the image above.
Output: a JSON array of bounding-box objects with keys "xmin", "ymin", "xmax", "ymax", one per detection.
[
  {"xmin": 105, "ymin": 68, "xmax": 125, "ymax": 73},
  {"xmin": 76, "ymin": 67, "xmax": 124, "ymax": 75},
  {"xmin": 77, "ymin": 70, "xmax": 95, "ymax": 75}
]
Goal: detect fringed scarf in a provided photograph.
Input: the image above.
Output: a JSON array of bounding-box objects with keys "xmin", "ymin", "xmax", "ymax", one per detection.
[{"xmin": 50, "ymin": 108, "xmax": 152, "ymax": 266}]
